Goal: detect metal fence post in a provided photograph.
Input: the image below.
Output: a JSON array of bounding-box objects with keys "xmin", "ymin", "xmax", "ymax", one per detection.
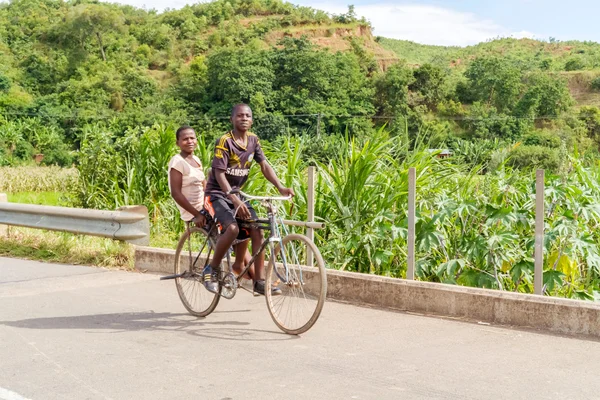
[
  {"xmin": 407, "ymin": 168, "xmax": 416, "ymax": 280},
  {"xmin": 534, "ymin": 169, "xmax": 545, "ymax": 295},
  {"xmin": 306, "ymin": 166, "xmax": 316, "ymax": 266},
  {"xmin": 0, "ymin": 193, "xmax": 7, "ymax": 237}
]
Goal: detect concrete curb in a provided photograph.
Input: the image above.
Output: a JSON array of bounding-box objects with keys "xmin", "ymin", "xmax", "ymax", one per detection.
[
  {"xmin": 135, "ymin": 246, "xmax": 600, "ymax": 339},
  {"xmin": 0, "ymin": 193, "xmax": 7, "ymax": 237}
]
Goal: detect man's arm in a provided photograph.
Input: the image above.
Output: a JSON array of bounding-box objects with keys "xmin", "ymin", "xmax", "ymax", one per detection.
[{"xmin": 259, "ymin": 160, "xmax": 295, "ymax": 197}]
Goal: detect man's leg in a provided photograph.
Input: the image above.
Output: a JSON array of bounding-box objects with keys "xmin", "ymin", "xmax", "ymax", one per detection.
[
  {"xmin": 209, "ymin": 223, "xmax": 238, "ymax": 270},
  {"xmin": 251, "ymin": 228, "xmax": 281, "ymax": 296},
  {"xmin": 203, "ymin": 195, "xmax": 239, "ymax": 293}
]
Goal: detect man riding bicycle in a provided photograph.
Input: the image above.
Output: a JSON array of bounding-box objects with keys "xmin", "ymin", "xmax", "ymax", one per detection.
[{"xmin": 202, "ymin": 103, "xmax": 294, "ymax": 295}]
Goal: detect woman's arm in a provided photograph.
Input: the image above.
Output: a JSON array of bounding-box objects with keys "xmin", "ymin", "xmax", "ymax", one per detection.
[{"xmin": 169, "ymin": 169, "xmax": 205, "ymax": 224}]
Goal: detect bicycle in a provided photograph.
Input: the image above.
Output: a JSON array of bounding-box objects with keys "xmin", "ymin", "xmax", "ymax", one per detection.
[{"xmin": 160, "ymin": 189, "xmax": 327, "ymax": 335}]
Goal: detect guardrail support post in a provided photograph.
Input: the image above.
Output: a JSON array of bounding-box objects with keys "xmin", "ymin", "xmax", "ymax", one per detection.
[
  {"xmin": 407, "ymin": 168, "xmax": 416, "ymax": 280},
  {"xmin": 115, "ymin": 205, "xmax": 151, "ymax": 246},
  {"xmin": 0, "ymin": 193, "xmax": 7, "ymax": 237},
  {"xmin": 534, "ymin": 169, "xmax": 545, "ymax": 295},
  {"xmin": 306, "ymin": 166, "xmax": 316, "ymax": 266}
]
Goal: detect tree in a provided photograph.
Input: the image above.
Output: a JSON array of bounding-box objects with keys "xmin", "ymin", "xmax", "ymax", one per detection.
[
  {"xmin": 271, "ymin": 36, "xmax": 374, "ymax": 129},
  {"xmin": 373, "ymin": 62, "xmax": 414, "ymax": 117},
  {"xmin": 205, "ymin": 47, "xmax": 275, "ymax": 113},
  {"xmin": 60, "ymin": 4, "xmax": 126, "ymax": 62},
  {"xmin": 579, "ymin": 106, "xmax": 600, "ymax": 144},
  {"xmin": 459, "ymin": 56, "xmax": 523, "ymax": 113},
  {"xmin": 409, "ymin": 63, "xmax": 448, "ymax": 111},
  {"xmin": 516, "ymin": 73, "xmax": 573, "ymax": 118}
]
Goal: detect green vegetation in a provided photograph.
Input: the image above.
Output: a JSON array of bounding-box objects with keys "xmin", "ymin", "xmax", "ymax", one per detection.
[
  {"xmin": 7, "ymin": 191, "xmax": 66, "ymax": 205},
  {"xmin": 1, "ymin": 0, "xmax": 599, "ymax": 165},
  {"xmin": 2, "ymin": 0, "xmax": 600, "ymax": 299},
  {"xmin": 0, "ymin": 227, "xmax": 134, "ymax": 269},
  {"xmin": 380, "ymin": 37, "xmax": 600, "ymax": 72},
  {"xmin": 71, "ymin": 125, "xmax": 600, "ymax": 300},
  {"xmin": 0, "ymin": 165, "xmax": 77, "ymax": 192}
]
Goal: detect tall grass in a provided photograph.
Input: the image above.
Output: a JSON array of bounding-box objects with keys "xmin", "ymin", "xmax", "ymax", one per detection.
[{"xmin": 0, "ymin": 166, "xmax": 77, "ymax": 193}]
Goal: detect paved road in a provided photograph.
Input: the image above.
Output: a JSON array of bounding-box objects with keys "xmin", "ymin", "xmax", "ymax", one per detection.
[{"xmin": 1, "ymin": 257, "xmax": 599, "ymax": 400}]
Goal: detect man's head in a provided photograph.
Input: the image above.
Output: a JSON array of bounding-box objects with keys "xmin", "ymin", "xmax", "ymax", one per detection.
[{"xmin": 230, "ymin": 103, "xmax": 253, "ymax": 133}]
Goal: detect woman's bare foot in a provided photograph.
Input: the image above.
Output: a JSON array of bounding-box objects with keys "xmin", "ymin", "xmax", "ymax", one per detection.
[{"xmin": 232, "ymin": 264, "xmax": 254, "ymax": 281}]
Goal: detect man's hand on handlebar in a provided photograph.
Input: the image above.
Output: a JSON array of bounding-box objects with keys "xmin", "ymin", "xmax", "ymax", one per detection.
[
  {"xmin": 232, "ymin": 195, "xmax": 252, "ymax": 220},
  {"xmin": 278, "ymin": 187, "xmax": 295, "ymax": 198}
]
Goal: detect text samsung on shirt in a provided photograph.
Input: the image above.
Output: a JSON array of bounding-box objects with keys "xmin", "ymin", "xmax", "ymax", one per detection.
[{"xmin": 226, "ymin": 168, "xmax": 250, "ymax": 177}]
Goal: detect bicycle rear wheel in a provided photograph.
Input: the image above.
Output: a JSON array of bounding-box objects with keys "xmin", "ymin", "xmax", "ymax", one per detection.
[
  {"xmin": 265, "ymin": 233, "xmax": 327, "ymax": 335},
  {"xmin": 174, "ymin": 226, "xmax": 220, "ymax": 317}
]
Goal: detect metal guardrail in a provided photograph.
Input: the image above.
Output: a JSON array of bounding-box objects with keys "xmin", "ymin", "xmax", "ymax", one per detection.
[{"xmin": 0, "ymin": 199, "xmax": 150, "ymax": 245}]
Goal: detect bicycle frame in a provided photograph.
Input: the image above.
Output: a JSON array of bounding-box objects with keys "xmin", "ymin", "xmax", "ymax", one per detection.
[{"xmin": 234, "ymin": 199, "xmax": 287, "ymax": 284}]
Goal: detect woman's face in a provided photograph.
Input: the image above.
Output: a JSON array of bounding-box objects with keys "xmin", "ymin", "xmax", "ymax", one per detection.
[{"xmin": 177, "ymin": 129, "xmax": 197, "ymax": 153}]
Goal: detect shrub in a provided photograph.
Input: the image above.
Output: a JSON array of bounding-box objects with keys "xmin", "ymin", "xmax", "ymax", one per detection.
[
  {"xmin": 521, "ymin": 131, "xmax": 562, "ymax": 148},
  {"xmin": 564, "ymin": 57, "xmax": 587, "ymax": 71},
  {"xmin": 579, "ymin": 106, "xmax": 600, "ymax": 142},
  {"xmin": 12, "ymin": 140, "xmax": 35, "ymax": 162},
  {"xmin": 539, "ymin": 59, "xmax": 553, "ymax": 70},
  {"xmin": 591, "ymin": 76, "xmax": 600, "ymax": 91},
  {"xmin": 0, "ymin": 74, "xmax": 11, "ymax": 92},
  {"xmin": 41, "ymin": 146, "xmax": 74, "ymax": 167},
  {"xmin": 464, "ymin": 102, "xmax": 531, "ymax": 141},
  {"xmin": 508, "ymin": 145, "xmax": 560, "ymax": 171}
]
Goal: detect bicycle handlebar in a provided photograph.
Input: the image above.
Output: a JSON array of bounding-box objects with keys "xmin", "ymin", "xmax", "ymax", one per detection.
[{"xmin": 234, "ymin": 189, "xmax": 292, "ymax": 202}]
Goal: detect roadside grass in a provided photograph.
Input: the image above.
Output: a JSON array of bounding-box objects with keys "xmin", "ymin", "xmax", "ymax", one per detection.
[
  {"xmin": 0, "ymin": 166, "xmax": 134, "ymax": 268},
  {"xmin": 149, "ymin": 223, "xmax": 181, "ymax": 250},
  {"xmin": 7, "ymin": 191, "xmax": 67, "ymax": 206},
  {"xmin": 0, "ymin": 227, "xmax": 134, "ymax": 270}
]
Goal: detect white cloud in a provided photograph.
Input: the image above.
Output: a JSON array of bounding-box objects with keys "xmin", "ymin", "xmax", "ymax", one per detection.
[
  {"xmin": 301, "ymin": 3, "xmax": 540, "ymax": 47},
  {"xmin": 510, "ymin": 30, "xmax": 538, "ymax": 39}
]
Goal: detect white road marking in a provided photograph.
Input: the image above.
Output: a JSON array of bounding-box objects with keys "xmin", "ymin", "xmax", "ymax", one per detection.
[{"xmin": 0, "ymin": 387, "xmax": 32, "ymax": 400}]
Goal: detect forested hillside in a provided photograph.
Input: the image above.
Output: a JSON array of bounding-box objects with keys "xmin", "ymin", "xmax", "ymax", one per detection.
[{"xmin": 1, "ymin": 0, "xmax": 600, "ymax": 171}]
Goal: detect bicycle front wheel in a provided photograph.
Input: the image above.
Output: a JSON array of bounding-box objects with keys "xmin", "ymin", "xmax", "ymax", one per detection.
[
  {"xmin": 174, "ymin": 226, "xmax": 220, "ymax": 317},
  {"xmin": 265, "ymin": 233, "xmax": 327, "ymax": 335}
]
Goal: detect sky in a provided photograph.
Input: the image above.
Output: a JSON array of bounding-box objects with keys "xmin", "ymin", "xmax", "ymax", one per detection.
[{"xmin": 104, "ymin": 0, "xmax": 600, "ymax": 47}]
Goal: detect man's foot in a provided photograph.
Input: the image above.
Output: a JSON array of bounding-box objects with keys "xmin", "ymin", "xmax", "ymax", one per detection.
[
  {"xmin": 202, "ymin": 266, "xmax": 220, "ymax": 294},
  {"xmin": 253, "ymin": 280, "xmax": 282, "ymax": 296}
]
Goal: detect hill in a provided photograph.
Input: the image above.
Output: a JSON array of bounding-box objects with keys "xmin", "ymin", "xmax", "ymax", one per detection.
[
  {"xmin": 380, "ymin": 37, "xmax": 600, "ymax": 108},
  {"xmin": 380, "ymin": 37, "xmax": 600, "ymax": 71}
]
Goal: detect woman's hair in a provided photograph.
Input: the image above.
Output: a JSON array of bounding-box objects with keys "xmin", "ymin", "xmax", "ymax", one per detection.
[{"xmin": 176, "ymin": 125, "xmax": 195, "ymax": 140}]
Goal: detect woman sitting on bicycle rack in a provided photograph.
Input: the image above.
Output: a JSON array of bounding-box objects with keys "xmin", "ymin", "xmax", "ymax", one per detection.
[
  {"xmin": 203, "ymin": 103, "xmax": 294, "ymax": 296},
  {"xmin": 168, "ymin": 126, "xmax": 208, "ymax": 227}
]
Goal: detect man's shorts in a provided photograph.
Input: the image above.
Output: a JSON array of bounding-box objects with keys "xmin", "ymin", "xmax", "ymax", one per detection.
[{"xmin": 204, "ymin": 194, "xmax": 258, "ymax": 241}]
